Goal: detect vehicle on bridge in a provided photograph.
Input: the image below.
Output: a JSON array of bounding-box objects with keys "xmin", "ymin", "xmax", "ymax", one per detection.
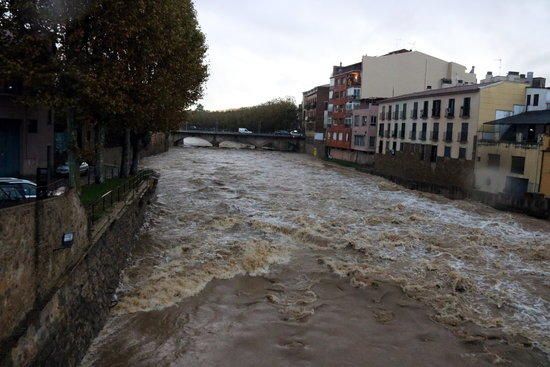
[
  {"xmin": 238, "ymin": 128, "xmax": 253, "ymax": 134},
  {"xmin": 274, "ymin": 130, "xmax": 291, "ymax": 136}
]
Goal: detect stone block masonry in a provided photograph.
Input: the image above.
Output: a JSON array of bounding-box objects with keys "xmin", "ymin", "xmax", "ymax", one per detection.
[{"xmin": 0, "ymin": 177, "xmax": 158, "ymax": 366}]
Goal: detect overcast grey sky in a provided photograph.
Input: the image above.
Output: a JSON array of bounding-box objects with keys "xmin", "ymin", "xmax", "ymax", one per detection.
[{"xmin": 194, "ymin": 0, "xmax": 550, "ymax": 111}]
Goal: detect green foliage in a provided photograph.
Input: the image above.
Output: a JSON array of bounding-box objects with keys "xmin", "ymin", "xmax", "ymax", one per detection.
[{"xmin": 188, "ymin": 98, "xmax": 299, "ymax": 133}]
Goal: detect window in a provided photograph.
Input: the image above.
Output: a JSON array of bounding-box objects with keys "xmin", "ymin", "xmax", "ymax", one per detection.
[
  {"xmin": 462, "ymin": 97, "xmax": 471, "ymax": 117},
  {"xmin": 445, "ymin": 123, "xmax": 453, "ymax": 142},
  {"xmin": 392, "ymin": 142, "xmax": 397, "ymax": 152},
  {"xmin": 378, "ymin": 140, "xmax": 384, "ymax": 153},
  {"xmin": 459, "ymin": 148, "xmax": 466, "ymax": 159},
  {"xmin": 354, "ymin": 135, "xmax": 365, "ymax": 146},
  {"xmin": 379, "ymin": 123, "xmax": 384, "ymax": 137},
  {"xmin": 362, "ymin": 116, "xmax": 368, "ymax": 126},
  {"xmin": 447, "ymin": 99, "xmax": 455, "ymax": 117},
  {"xmin": 333, "ymin": 132, "xmax": 337, "ymax": 140},
  {"xmin": 534, "ymin": 94, "xmax": 539, "ymax": 106},
  {"xmin": 354, "ymin": 115, "xmax": 360, "ymax": 126},
  {"xmin": 488, "ymin": 154, "xmax": 500, "ymax": 168},
  {"xmin": 370, "ymin": 116, "xmax": 377, "ymax": 126},
  {"xmin": 28, "ymin": 119, "xmax": 38, "ymax": 133},
  {"xmin": 402, "ymin": 103, "xmax": 407, "ymax": 119},
  {"xmin": 400, "ymin": 123, "xmax": 406, "ymax": 139},
  {"xmin": 511, "ymin": 156, "xmax": 525, "ymax": 174},
  {"xmin": 430, "ymin": 146, "xmax": 437, "ymax": 162},
  {"xmin": 527, "ymin": 95, "xmax": 531, "ymax": 106},
  {"xmin": 422, "ymin": 101, "xmax": 429, "ymax": 118},
  {"xmin": 444, "ymin": 146, "xmax": 451, "ymax": 158},
  {"xmin": 432, "ymin": 100, "xmax": 441, "ymax": 117},
  {"xmin": 369, "ymin": 136, "xmax": 376, "ymax": 148}
]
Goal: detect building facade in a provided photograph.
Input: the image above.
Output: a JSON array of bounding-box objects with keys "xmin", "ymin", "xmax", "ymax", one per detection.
[
  {"xmin": 302, "ymin": 85, "xmax": 329, "ymax": 157},
  {"xmin": 361, "ymin": 50, "xmax": 477, "ymax": 99},
  {"xmin": 327, "ymin": 62, "xmax": 362, "ymax": 126},
  {"xmin": 350, "ymin": 101, "xmax": 379, "ymax": 164},
  {"xmin": 476, "ymin": 110, "xmax": 550, "ymax": 197},
  {"xmin": 374, "ymin": 81, "xmax": 528, "ymax": 191},
  {"xmin": 0, "ymin": 90, "xmax": 53, "ymax": 178}
]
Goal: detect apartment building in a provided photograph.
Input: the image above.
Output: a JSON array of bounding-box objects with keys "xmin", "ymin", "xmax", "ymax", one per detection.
[
  {"xmin": 350, "ymin": 101, "xmax": 380, "ymax": 164},
  {"xmin": 526, "ymin": 86, "xmax": 550, "ymax": 112},
  {"xmin": 476, "ymin": 110, "xmax": 550, "ymax": 197},
  {"xmin": 0, "ymin": 84, "xmax": 54, "ymax": 177},
  {"xmin": 325, "ymin": 124, "xmax": 353, "ymax": 161},
  {"xmin": 302, "ymin": 85, "xmax": 329, "ymax": 156},
  {"xmin": 375, "ymin": 81, "xmax": 528, "ymax": 191},
  {"xmin": 361, "ymin": 50, "xmax": 477, "ymax": 99}
]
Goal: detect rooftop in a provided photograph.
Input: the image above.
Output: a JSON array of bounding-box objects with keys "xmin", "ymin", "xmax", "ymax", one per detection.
[
  {"xmin": 379, "ymin": 81, "xmax": 501, "ymax": 103},
  {"xmin": 484, "ymin": 110, "xmax": 550, "ymax": 126}
]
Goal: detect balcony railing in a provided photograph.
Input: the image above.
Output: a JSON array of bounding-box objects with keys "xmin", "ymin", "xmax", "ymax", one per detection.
[
  {"xmin": 420, "ymin": 109, "xmax": 428, "ymax": 119},
  {"xmin": 419, "ymin": 131, "xmax": 427, "ymax": 141},
  {"xmin": 460, "ymin": 107, "xmax": 470, "ymax": 118},
  {"xmin": 431, "ymin": 130, "xmax": 439, "ymax": 141},
  {"xmin": 458, "ymin": 131, "xmax": 468, "ymax": 143},
  {"xmin": 411, "ymin": 110, "xmax": 418, "ymax": 119},
  {"xmin": 432, "ymin": 109, "xmax": 441, "ymax": 118},
  {"xmin": 445, "ymin": 108, "xmax": 455, "ymax": 118},
  {"xmin": 444, "ymin": 131, "xmax": 453, "ymax": 142}
]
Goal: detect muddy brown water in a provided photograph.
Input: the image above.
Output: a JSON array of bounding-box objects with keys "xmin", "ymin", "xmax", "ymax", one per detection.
[{"xmin": 81, "ymin": 147, "xmax": 549, "ymax": 366}]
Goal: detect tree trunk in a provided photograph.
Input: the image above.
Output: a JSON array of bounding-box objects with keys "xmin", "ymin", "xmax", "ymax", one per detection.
[
  {"xmin": 94, "ymin": 122, "xmax": 105, "ymax": 184},
  {"xmin": 130, "ymin": 132, "xmax": 140, "ymax": 175},
  {"xmin": 120, "ymin": 128, "xmax": 131, "ymax": 178},
  {"xmin": 67, "ymin": 108, "xmax": 80, "ymax": 190}
]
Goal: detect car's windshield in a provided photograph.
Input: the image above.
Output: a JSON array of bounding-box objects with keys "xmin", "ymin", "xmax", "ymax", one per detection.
[{"xmin": 22, "ymin": 184, "xmax": 36, "ymax": 196}]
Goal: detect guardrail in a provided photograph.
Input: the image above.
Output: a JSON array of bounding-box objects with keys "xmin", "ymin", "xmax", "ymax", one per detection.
[{"xmin": 86, "ymin": 170, "xmax": 154, "ymax": 224}]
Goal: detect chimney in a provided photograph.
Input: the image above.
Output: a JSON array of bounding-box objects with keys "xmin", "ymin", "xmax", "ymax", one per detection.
[{"xmin": 470, "ymin": 66, "xmax": 475, "ymax": 74}]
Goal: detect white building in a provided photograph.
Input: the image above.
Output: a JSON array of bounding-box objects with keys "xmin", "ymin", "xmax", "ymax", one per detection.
[{"xmin": 361, "ymin": 50, "xmax": 477, "ymax": 100}]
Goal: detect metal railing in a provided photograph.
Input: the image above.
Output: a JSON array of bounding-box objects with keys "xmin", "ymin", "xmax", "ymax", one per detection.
[{"xmin": 86, "ymin": 170, "xmax": 154, "ymax": 224}]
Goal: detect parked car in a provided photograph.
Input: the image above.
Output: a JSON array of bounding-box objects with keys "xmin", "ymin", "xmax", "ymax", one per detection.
[
  {"xmin": 290, "ymin": 130, "xmax": 303, "ymax": 137},
  {"xmin": 0, "ymin": 178, "xmax": 37, "ymax": 200},
  {"xmin": 238, "ymin": 128, "xmax": 253, "ymax": 134},
  {"xmin": 274, "ymin": 130, "xmax": 291, "ymax": 136},
  {"xmin": 56, "ymin": 161, "xmax": 89, "ymax": 175}
]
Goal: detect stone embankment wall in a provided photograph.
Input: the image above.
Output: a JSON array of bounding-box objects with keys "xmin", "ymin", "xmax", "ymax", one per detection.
[{"xmin": 0, "ymin": 178, "xmax": 157, "ymax": 366}]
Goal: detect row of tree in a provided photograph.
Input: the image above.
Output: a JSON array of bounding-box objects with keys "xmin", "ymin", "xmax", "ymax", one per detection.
[
  {"xmin": 188, "ymin": 98, "xmax": 300, "ymax": 133},
  {"xmin": 1, "ymin": 0, "xmax": 208, "ymax": 186}
]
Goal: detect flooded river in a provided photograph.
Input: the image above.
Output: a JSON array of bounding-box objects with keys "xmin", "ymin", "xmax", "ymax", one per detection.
[{"xmin": 82, "ymin": 147, "xmax": 549, "ymax": 366}]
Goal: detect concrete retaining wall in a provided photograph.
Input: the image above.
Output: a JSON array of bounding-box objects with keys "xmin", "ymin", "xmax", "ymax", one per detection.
[{"xmin": 0, "ymin": 179, "xmax": 157, "ymax": 366}]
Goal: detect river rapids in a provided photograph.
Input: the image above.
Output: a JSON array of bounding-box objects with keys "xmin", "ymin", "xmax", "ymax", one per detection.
[{"xmin": 81, "ymin": 147, "xmax": 549, "ymax": 366}]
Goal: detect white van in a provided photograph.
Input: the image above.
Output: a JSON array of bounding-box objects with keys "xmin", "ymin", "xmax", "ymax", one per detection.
[{"xmin": 238, "ymin": 128, "xmax": 253, "ymax": 134}]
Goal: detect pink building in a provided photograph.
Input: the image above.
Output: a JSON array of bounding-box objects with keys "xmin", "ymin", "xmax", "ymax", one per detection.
[{"xmin": 350, "ymin": 101, "xmax": 380, "ymax": 165}]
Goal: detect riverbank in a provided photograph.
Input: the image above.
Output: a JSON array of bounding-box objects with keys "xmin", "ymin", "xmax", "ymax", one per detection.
[
  {"xmin": 0, "ymin": 175, "xmax": 158, "ymax": 366},
  {"xmin": 81, "ymin": 148, "xmax": 549, "ymax": 365}
]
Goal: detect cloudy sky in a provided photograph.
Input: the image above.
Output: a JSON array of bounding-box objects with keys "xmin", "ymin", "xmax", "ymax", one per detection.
[{"xmin": 194, "ymin": 0, "xmax": 550, "ymax": 111}]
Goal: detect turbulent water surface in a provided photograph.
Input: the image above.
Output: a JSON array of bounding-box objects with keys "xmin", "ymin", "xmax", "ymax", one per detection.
[{"xmin": 82, "ymin": 147, "xmax": 549, "ymax": 366}]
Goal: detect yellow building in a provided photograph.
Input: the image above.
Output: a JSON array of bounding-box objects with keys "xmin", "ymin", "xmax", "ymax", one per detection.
[{"xmin": 476, "ymin": 110, "xmax": 550, "ymax": 197}]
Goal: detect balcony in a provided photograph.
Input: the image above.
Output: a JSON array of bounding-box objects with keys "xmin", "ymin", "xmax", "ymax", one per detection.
[
  {"xmin": 458, "ymin": 131, "xmax": 468, "ymax": 143},
  {"xmin": 420, "ymin": 110, "xmax": 428, "ymax": 119},
  {"xmin": 393, "ymin": 111, "xmax": 399, "ymax": 120},
  {"xmin": 400, "ymin": 111, "xmax": 407, "ymax": 120},
  {"xmin": 411, "ymin": 110, "xmax": 418, "ymax": 119},
  {"xmin": 419, "ymin": 131, "xmax": 427, "ymax": 141},
  {"xmin": 410, "ymin": 131, "xmax": 417, "ymax": 140},
  {"xmin": 445, "ymin": 108, "xmax": 455, "ymax": 119},
  {"xmin": 432, "ymin": 109, "xmax": 441, "ymax": 119},
  {"xmin": 431, "ymin": 130, "xmax": 439, "ymax": 141},
  {"xmin": 460, "ymin": 107, "xmax": 470, "ymax": 118},
  {"xmin": 444, "ymin": 131, "xmax": 453, "ymax": 142}
]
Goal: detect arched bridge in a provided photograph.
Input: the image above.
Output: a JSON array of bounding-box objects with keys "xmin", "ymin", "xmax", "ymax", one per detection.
[{"xmin": 173, "ymin": 130, "xmax": 305, "ymax": 152}]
